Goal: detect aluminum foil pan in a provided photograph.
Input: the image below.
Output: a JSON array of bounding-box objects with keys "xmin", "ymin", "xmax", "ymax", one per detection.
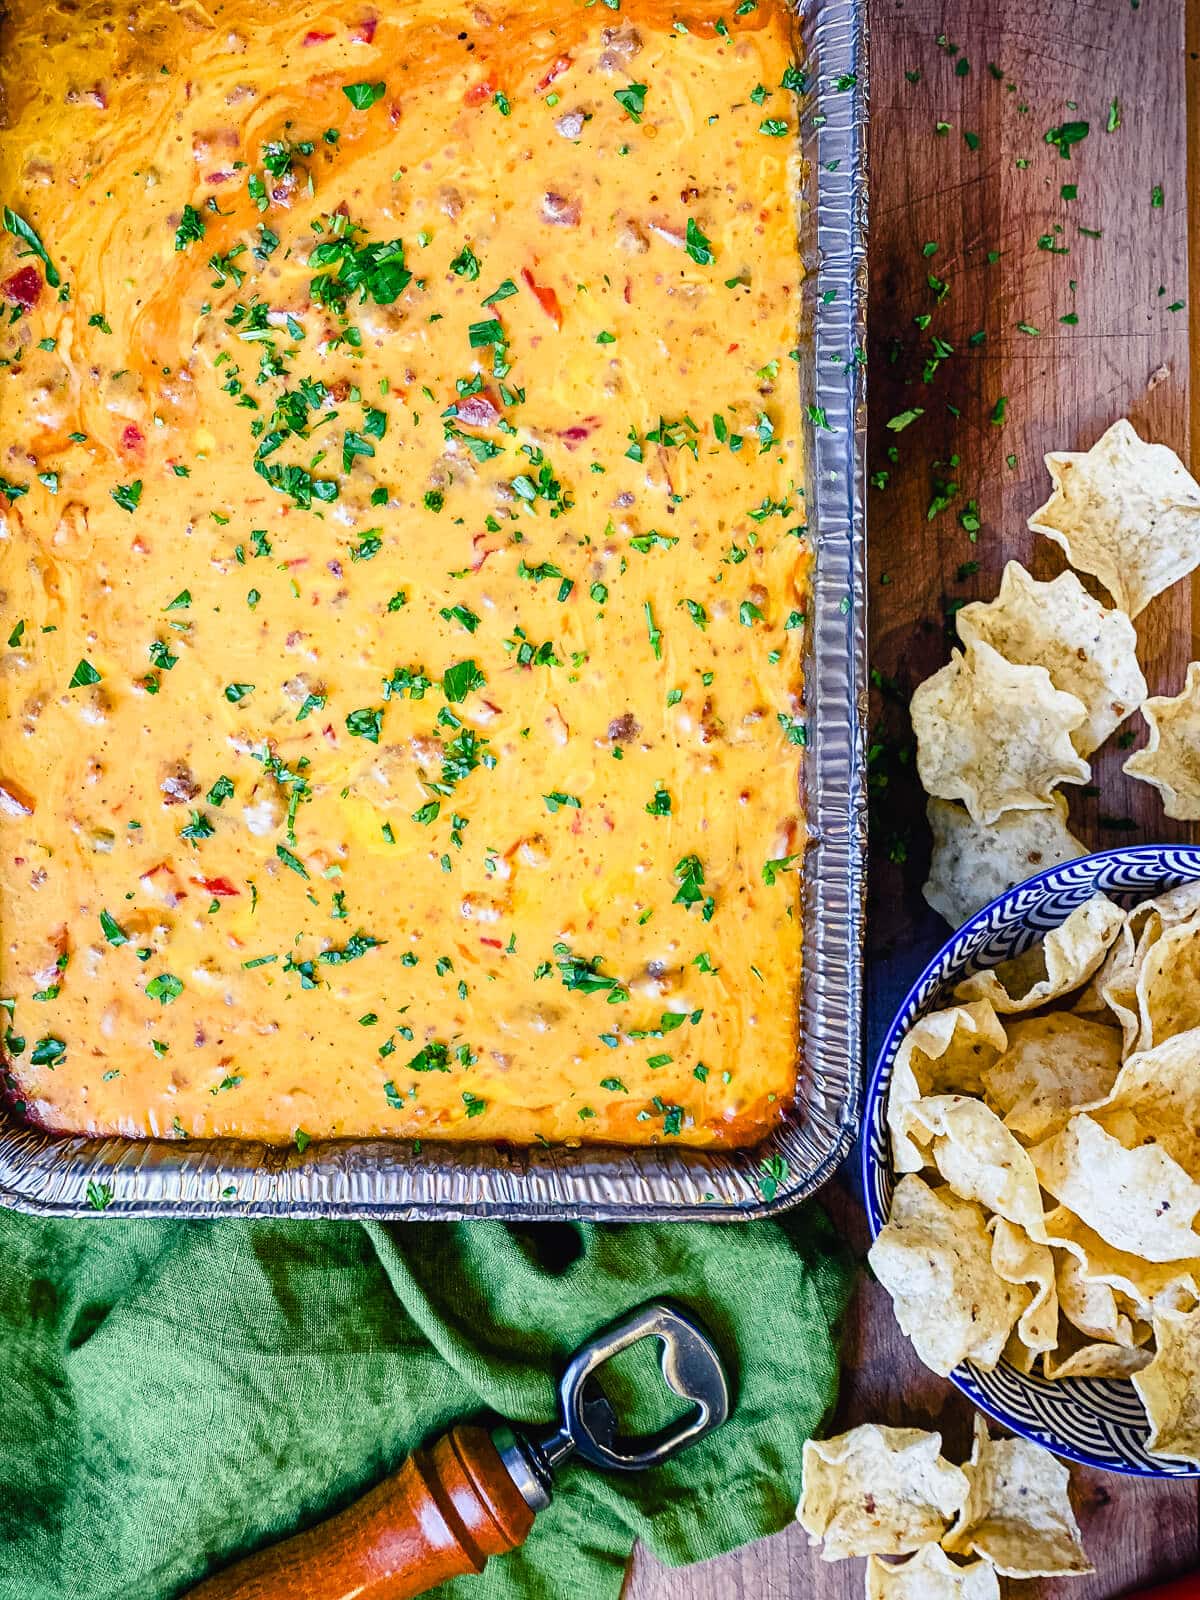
[{"xmin": 0, "ymin": 0, "xmax": 867, "ymax": 1220}]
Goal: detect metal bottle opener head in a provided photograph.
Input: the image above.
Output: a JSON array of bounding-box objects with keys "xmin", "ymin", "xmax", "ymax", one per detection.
[{"xmin": 493, "ymin": 1301, "xmax": 730, "ymax": 1511}]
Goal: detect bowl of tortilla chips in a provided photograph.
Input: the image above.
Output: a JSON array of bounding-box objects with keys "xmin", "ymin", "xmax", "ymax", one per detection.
[{"xmin": 863, "ymin": 843, "xmax": 1200, "ymax": 1476}]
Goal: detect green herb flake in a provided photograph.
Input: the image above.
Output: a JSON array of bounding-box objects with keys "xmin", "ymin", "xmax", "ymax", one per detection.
[
  {"xmin": 343, "ymin": 81, "xmax": 387, "ymax": 109},
  {"xmin": 614, "ymin": 83, "xmax": 647, "ymax": 121},
  {"xmin": 145, "ymin": 972, "xmax": 183, "ymax": 1005}
]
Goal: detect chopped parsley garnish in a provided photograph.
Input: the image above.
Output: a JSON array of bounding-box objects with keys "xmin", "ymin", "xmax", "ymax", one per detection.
[
  {"xmin": 408, "ymin": 1041, "xmax": 451, "ymax": 1072},
  {"xmin": 346, "ymin": 707, "xmax": 383, "ymax": 742},
  {"xmin": 111, "ymin": 480, "xmax": 143, "ymax": 513},
  {"xmin": 343, "ymin": 81, "xmax": 387, "ymax": 109},
  {"xmin": 145, "ymin": 973, "xmax": 183, "ymax": 1005},
  {"xmin": 450, "ymin": 245, "xmax": 481, "ymax": 280},
  {"xmin": 554, "ymin": 942, "xmax": 628, "ymax": 1002},
  {"xmin": 685, "ymin": 217, "xmax": 714, "ymax": 265},
  {"xmin": 174, "ymin": 205, "xmax": 206, "ymax": 251},
  {"xmin": 614, "ymin": 83, "xmax": 647, "ymax": 121}
]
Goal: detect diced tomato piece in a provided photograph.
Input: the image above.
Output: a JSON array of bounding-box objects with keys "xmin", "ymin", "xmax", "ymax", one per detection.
[
  {"xmin": 192, "ymin": 875, "xmax": 240, "ymax": 897},
  {"xmin": 537, "ymin": 54, "xmax": 572, "ymax": 91},
  {"xmin": 121, "ymin": 424, "xmax": 144, "ymax": 451},
  {"xmin": 463, "ymin": 78, "xmax": 495, "ymax": 107},
  {"xmin": 520, "ymin": 267, "xmax": 562, "ymax": 329},
  {"xmin": 2, "ymin": 266, "xmax": 41, "ymax": 309},
  {"xmin": 352, "ymin": 14, "xmax": 377, "ymax": 42},
  {"xmin": 479, "ymin": 937, "xmax": 503, "ymax": 949},
  {"xmin": 302, "ymin": 28, "xmax": 335, "ymax": 44}
]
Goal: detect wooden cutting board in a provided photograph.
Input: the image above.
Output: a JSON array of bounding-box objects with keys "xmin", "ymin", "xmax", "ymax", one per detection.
[{"xmin": 628, "ymin": 0, "xmax": 1199, "ymax": 1594}]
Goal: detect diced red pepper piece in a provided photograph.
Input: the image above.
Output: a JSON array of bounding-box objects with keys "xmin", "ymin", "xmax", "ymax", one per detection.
[
  {"xmin": 301, "ymin": 28, "xmax": 335, "ymax": 44},
  {"xmin": 352, "ymin": 15, "xmax": 377, "ymax": 42},
  {"xmin": 520, "ymin": 267, "xmax": 563, "ymax": 329},
  {"xmin": 191, "ymin": 875, "xmax": 240, "ymax": 897},
  {"xmin": 463, "ymin": 78, "xmax": 495, "ymax": 107},
  {"xmin": 537, "ymin": 55, "xmax": 572, "ymax": 91}
]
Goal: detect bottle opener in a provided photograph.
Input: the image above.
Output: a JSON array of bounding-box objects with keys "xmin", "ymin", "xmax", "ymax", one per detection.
[{"xmin": 186, "ymin": 1299, "xmax": 730, "ymax": 1600}]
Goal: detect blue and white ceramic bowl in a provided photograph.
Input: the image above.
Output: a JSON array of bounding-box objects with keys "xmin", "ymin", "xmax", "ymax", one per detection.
[{"xmin": 863, "ymin": 844, "xmax": 1200, "ymax": 1477}]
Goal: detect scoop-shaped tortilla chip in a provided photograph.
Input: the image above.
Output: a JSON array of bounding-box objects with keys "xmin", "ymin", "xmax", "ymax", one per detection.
[
  {"xmin": 911, "ymin": 640, "xmax": 1089, "ymax": 826},
  {"xmin": 956, "ymin": 561, "xmax": 1146, "ymax": 756},
  {"xmin": 944, "ymin": 1416, "xmax": 1093, "ymax": 1577},
  {"xmin": 1140, "ymin": 880, "xmax": 1200, "ymax": 931},
  {"xmin": 981, "ymin": 1012, "xmax": 1122, "ymax": 1144},
  {"xmin": 887, "ymin": 1002, "xmax": 1009, "ymax": 1174},
  {"xmin": 1044, "ymin": 1205, "xmax": 1200, "ymax": 1322},
  {"xmin": 1072, "ymin": 887, "xmax": 1200, "ymax": 1045},
  {"xmin": 1055, "ymin": 1249, "xmax": 1145, "ymax": 1347},
  {"xmin": 903, "ymin": 1096, "xmax": 1047, "ymax": 1240},
  {"xmin": 868, "ymin": 1176, "xmax": 1029, "ymax": 1377},
  {"xmin": 1092, "ymin": 1027, "xmax": 1200, "ymax": 1175},
  {"xmin": 1134, "ymin": 918, "xmax": 1200, "ymax": 1050},
  {"xmin": 1043, "ymin": 1331, "xmax": 1153, "ymax": 1381},
  {"xmin": 923, "ymin": 796, "xmax": 1086, "ymax": 930},
  {"xmin": 798, "ymin": 1424, "xmax": 969, "ymax": 1561},
  {"xmin": 1028, "ymin": 417, "xmax": 1200, "ymax": 618},
  {"xmin": 865, "ymin": 1545, "xmax": 1000, "ymax": 1600},
  {"xmin": 1125, "ymin": 662, "xmax": 1200, "ymax": 821},
  {"xmin": 1031, "ymin": 1113, "xmax": 1200, "ymax": 1262},
  {"xmin": 1073, "ymin": 920, "xmax": 1143, "ymax": 1050},
  {"xmin": 991, "ymin": 1218, "xmax": 1058, "ymax": 1369},
  {"xmin": 1134, "ymin": 1305, "xmax": 1200, "ymax": 1465},
  {"xmin": 955, "ymin": 893, "xmax": 1124, "ymax": 1014}
]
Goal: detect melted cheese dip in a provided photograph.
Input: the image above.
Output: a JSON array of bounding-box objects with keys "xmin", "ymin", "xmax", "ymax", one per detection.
[{"xmin": 0, "ymin": 0, "xmax": 809, "ymax": 1147}]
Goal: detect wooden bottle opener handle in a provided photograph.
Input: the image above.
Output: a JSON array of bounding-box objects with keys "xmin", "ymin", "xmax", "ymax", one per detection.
[{"xmin": 185, "ymin": 1425, "xmax": 536, "ymax": 1600}]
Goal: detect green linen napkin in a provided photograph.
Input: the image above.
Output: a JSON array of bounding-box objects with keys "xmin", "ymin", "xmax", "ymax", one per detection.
[{"xmin": 0, "ymin": 1208, "xmax": 852, "ymax": 1600}]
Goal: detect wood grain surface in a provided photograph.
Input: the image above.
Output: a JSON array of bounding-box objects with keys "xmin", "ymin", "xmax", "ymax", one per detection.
[{"xmin": 627, "ymin": 0, "xmax": 1198, "ymax": 1594}]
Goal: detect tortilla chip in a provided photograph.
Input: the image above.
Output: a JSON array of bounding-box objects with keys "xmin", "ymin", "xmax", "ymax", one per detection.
[
  {"xmin": 865, "ymin": 1546, "xmax": 1000, "ymax": 1600},
  {"xmin": 887, "ymin": 1002, "xmax": 1009, "ymax": 1174},
  {"xmin": 1027, "ymin": 416, "xmax": 1200, "ymax": 618},
  {"xmin": 945, "ymin": 1416, "xmax": 1093, "ymax": 1578},
  {"xmin": 903, "ymin": 1096, "xmax": 1047, "ymax": 1240},
  {"xmin": 1044, "ymin": 1205, "xmax": 1200, "ymax": 1322},
  {"xmin": 1139, "ymin": 880, "xmax": 1200, "ymax": 931},
  {"xmin": 956, "ymin": 561, "xmax": 1146, "ymax": 756},
  {"xmin": 1055, "ymin": 1249, "xmax": 1145, "ymax": 1346},
  {"xmin": 955, "ymin": 894, "xmax": 1125, "ymax": 1014},
  {"xmin": 1125, "ymin": 663, "xmax": 1200, "ymax": 821},
  {"xmin": 1073, "ymin": 919, "xmax": 1142, "ymax": 1049},
  {"xmin": 911, "ymin": 639, "xmax": 1089, "ymax": 826},
  {"xmin": 981, "ymin": 1013, "xmax": 1122, "ymax": 1143},
  {"xmin": 1093, "ymin": 1027, "xmax": 1200, "ymax": 1174},
  {"xmin": 1134, "ymin": 1305, "xmax": 1200, "ymax": 1465},
  {"xmin": 1043, "ymin": 1331, "xmax": 1153, "ymax": 1381},
  {"xmin": 1030, "ymin": 1113, "xmax": 1200, "ymax": 1263},
  {"xmin": 991, "ymin": 1218, "xmax": 1058, "ymax": 1368},
  {"xmin": 1134, "ymin": 920, "xmax": 1200, "ymax": 1049},
  {"xmin": 1072, "ymin": 886, "xmax": 1200, "ymax": 1044},
  {"xmin": 798, "ymin": 1424, "xmax": 969, "ymax": 1561},
  {"xmin": 868, "ymin": 1176, "xmax": 1029, "ymax": 1376},
  {"xmin": 923, "ymin": 796, "xmax": 1086, "ymax": 929}
]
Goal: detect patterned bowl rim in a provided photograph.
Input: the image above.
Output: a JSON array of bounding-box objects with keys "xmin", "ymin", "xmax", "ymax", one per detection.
[{"xmin": 861, "ymin": 842, "xmax": 1200, "ymax": 1478}]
